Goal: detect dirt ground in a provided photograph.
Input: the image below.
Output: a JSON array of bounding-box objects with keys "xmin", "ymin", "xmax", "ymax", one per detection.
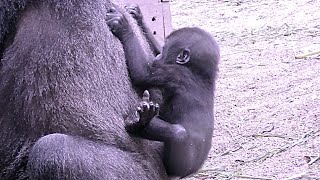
[{"xmin": 170, "ymin": 0, "xmax": 320, "ymax": 179}]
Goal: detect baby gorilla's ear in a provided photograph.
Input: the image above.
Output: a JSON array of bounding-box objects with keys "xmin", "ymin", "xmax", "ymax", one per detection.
[{"xmin": 176, "ymin": 48, "xmax": 190, "ymax": 65}]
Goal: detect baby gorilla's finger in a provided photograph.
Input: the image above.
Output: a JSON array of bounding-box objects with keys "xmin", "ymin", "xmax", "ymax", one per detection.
[
  {"xmin": 106, "ymin": 21, "xmax": 120, "ymax": 32},
  {"xmin": 127, "ymin": 9, "xmax": 138, "ymax": 17},
  {"xmin": 142, "ymin": 101, "xmax": 150, "ymax": 112},
  {"xmin": 125, "ymin": 6, "xmax": 137, "ymax": 13},
  {"xmin": 149, "ymin": 102, "xmax": 155, "ymax": 110},
  {"xmin": 106, "ymin": 13, "xmax": 121, "ymax": 20},
  {"xmin": 136, "ymin": 106, "xmax": 142, "ymax": 114},
  {"xmin": 106, "ymin": 14, "xmax": 121, "ymax": 28},
  {"xmin": 137, "ymin": 105, "xmax": 150, "ymax": 126},
  {"xmin": 148, "ymin": 102, "xmax": 157, "ymax": 117},
  {"xmin": 142, "ymin": 90, "xmax": 150, "ymax": 102},
  {"xmin": 137, "ymin": 106, "xmax": 147, "ymax": 125},
  {"xmin": 126, "ymin": 4, "xmax": 141, "ymax": 13},
  {"xmin": 155, "ymin": 103, "xmax": 160, "ymax": 115},
  {"xmin": 107, "ymin": 7, "xmax": 117, "ymax": 13},
  {"xmin": 125, "ymin": 5, "xmax": 143, "ymax": 22},
  {"xmin": 124, "ymin": 4, "xmax": 136, "ymax": 10},
  {"xmin": 137, "ymin": 106, "xmax": 142, "ymax": 112},
  {"xmin": 105, "ymin": 18, "xmax": 118, "ymax": 26}
]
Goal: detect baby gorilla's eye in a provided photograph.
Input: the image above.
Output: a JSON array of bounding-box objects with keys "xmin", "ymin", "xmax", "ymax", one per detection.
[{"xmin": 176, "ymin": 49, "xmax": 190, "ymax": 65}]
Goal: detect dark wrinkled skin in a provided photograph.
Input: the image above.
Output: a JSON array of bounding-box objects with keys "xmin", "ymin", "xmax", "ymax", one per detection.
[
  {"xmin": 107, "ymin": 6, "xmax": 220, "ymax": 178},
  {"xmin": 0, "ymin": 1, "xmax": 167, "ymax": 180}
]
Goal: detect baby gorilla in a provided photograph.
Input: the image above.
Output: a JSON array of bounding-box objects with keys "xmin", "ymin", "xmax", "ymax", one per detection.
[{"xmin": 106, "ymin": 7, "xmax": 220, "ymax": 178}]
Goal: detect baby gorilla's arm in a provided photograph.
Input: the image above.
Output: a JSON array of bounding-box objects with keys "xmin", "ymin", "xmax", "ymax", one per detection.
[
  {"xmin": 125, "ymin": 4, "xmax": 162, "ymax": 56},
  {"xmin": 106, "ymin": 8, "xmax": 150, "ymax": 85}
]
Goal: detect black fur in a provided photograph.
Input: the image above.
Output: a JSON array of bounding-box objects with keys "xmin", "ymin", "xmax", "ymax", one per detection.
[
  {"xmin": 107, "ymin": 7, "xmax": 220, "ymax": 178},
  {"xmin": 0, "ymin": 1, "xmax": 167, "ymax": 179}
]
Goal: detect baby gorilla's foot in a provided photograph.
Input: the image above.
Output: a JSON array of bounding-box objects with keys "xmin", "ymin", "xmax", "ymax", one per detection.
[{"xmin": 125, "ymin": 90, "xmax": 159, "ymax": 133}]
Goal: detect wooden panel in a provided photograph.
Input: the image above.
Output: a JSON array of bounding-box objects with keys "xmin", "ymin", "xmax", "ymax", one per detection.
[
  {"xmin": 162, "ymin": 2, "xmax": 173, "ymax": 37},
  {"xmin": 126, "ymin": 0, "xmax": 161, "ymax": 5}
]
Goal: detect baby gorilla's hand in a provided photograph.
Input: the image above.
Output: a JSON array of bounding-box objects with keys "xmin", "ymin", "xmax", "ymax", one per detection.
[
  {"xmin": 125, "ymin": 90, "xmax": 159, "ymax": 133},
  {"xmin": 125, "ymin": 4, "xmax": 143, "ymax": 25},
  {"xmin": 106, "ymin": 7, "xmax": 133, "ymax": 41},
  {"xmin": 136, "ymin": 90, "xmax": 159, "ymax": 127}
]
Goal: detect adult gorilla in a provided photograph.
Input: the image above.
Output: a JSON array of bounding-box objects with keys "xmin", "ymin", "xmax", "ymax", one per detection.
[{"xmin": 0, "ymin": 0, "xmax": 166, "ymax": 179}]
